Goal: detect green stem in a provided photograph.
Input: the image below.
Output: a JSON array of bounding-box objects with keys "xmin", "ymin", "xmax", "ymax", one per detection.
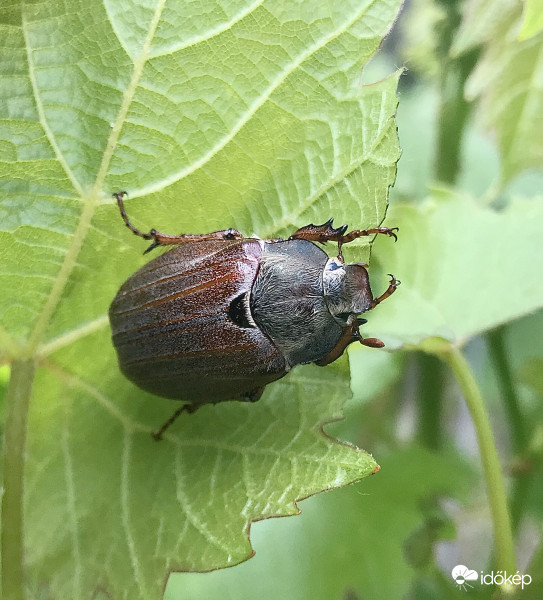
[
  {"xmin": 1, "ymin": 359, "xmax": 36, "ymax": 600},
  {"xmin": 434, "ymin": 47, "xmax": 479, "ymax": 185},
  {"xmin": 487, "ymin": 328, "xmax": 530, "ymax": 533},
  {"xmin": 433, "ymin": 0, "xmax": 479, "ymax": 185},
  {"xmin": 440, "ymin": 346, "xmax": 516, "ymax": 574},
  {"xmin": 486, "ymin": 329, "xmax": 524, "ymax": 454},
  {"xmin": 416, "ymin": 353, "xmax": 446, "ymax": 450}
]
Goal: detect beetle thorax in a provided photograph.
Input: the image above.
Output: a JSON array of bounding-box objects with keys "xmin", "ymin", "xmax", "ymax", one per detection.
[{"xmin": 323, "ymin": 258, "xmax": 374, "ymax": 323}]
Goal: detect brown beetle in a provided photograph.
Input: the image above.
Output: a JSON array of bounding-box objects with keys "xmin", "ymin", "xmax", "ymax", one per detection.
[{"xmin": 109, "ymin": 193, "xmax": 399, "ymax": 438}]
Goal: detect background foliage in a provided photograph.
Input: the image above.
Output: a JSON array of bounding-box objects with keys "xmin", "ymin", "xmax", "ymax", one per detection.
[{"xmin": 1, "ymin": 0, "xmax": 543, "ymax": 599}]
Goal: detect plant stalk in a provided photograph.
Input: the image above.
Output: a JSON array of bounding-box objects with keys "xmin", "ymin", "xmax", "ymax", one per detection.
[
  {"xmin": 1, "ymin": 359, "xmax": 36, "ymax": 600},
  {"xmin": 486, "ymin": 328, "xmax": 524, "ymax": 455},
  {"xmin": 487, "ymin": 328, "xmax": 531, "ymax": 533},
  {"xmin": 433, "ymin": 0, "xmax": 479, "ymax": 185},
  {"xmin": 416, "ymin": 353, "xmax": 446, "ymax": 450},
  {"xmin": 440, "ymin": 346, "xmax": 516, "ymax": 574}
]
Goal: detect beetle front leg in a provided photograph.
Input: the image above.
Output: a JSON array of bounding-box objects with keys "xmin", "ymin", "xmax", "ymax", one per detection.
[
  {"xmin": 314, "ymin": 326, "xmax": 358, "ymax": 366},
  {"xmin": 113, "ymin": 192, "xmax": 243, "ymax": 254},
  {"xmin": 289, "ymin": 219, "xmax": 348, "ymax": 244},
  {"xmin": 368, "ymin": 274, "xmax": 401, "ymax": 311},
  {"xmin": 290, "ymin": 219, "xmax": 398, "ymax": 260},
  {"xmin": 340, "ymin": 226, "xmax": 399, "ymax": 244},
  {"xmin": 290, "ymin": 219, "xmax": 398, "ymax": 245}
]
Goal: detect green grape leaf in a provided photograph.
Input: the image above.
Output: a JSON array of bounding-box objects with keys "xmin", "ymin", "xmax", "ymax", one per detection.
[
  {"xmin": 164, "ymin": 446, "xmax": 473, "ymax": 600},
  {"xmin": 362, "ymin": 194, "xmax": 543, "ymax": 349},
  {"xmin": 0, "ymin": 0, "xmax": 403, "ymax": 598}
]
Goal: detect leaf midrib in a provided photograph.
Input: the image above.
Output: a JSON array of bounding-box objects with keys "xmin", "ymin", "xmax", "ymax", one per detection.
[{"xmin": 21, "ymin": 0, "xmax": 168, "ymax": 355}]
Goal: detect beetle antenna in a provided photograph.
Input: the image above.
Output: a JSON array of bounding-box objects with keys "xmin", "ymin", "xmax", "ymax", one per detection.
[{"xmin": 352, "ymin": 318, "xmax": 385, "ymax": 348}]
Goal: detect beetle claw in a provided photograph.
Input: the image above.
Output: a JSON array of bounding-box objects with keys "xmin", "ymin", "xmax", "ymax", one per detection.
[
  {"xmin": 387, "ymin": 227, "xmax": 399, "ymax": 242},
  {"xmin": 144, "ymin": 241, "xmax": 159, "ymax": 254},
  {"xmin": 367, "ymin": 273, "xmax": 400, "ymax": 310}
]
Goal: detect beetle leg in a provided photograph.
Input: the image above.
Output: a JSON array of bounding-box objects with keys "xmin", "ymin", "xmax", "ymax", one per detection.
[
  {"xmin": 314, "ymin": 325, "xmax": 358, "ymax": 366},
  {"xmin": 289, "ymin": 219, "xmax": 348, "ymax": 243},
  {"xmin": 340, "ymin": 226, "xmax": 399, "ymax": 244},
  {"xmin": 142, "ymin": 228, "xmax": 244, "ymax": 254},
  {"xmin": 290, "ymin": 219, "xmax": 398, "ymax": 245},
  {"xmin": 289, "ymin": 218, "xmax": 398, "ymax": 261},
  {"xmin": 113, "ymin": 192, "xmax": 243, "ymax": 254},
  {"xmin": 367, "ymin": 274, "xmax": 401, "ymax": 311},
  {"xmin": 152, "ymin": 402, "xmax": 198, "ymax": 441}
]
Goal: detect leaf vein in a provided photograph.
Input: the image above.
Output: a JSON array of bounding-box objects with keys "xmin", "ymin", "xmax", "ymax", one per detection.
[
  {"xmin": 148, "ymin": 0, "xmax": 265, "ymax": 58},
  {"xmin": 129, "ymin": 1, "xmax": 376, "ymax": 199},
  {"xmin": 120, "ymin": 432, "xmax": 147, "ymax": 596},
  {"xmin": 174, "ymin": 449, "xmax": 233, "ymax": 554},
  {"xmin": 61, "ymin": 424, "xmax": 82, "ymax": 598},
  {"xmin": 92, "ymin": 0, "xmax": 170, "ymax": 194},
  {"xmin": 21, "ymin": 5, "xmax": 83, "ymax": 195},
  {"xmin": 38, "ymin": 314, "xmax": 109, "ymax": 357}
]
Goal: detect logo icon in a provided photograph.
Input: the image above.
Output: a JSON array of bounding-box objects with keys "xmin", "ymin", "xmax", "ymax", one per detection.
[{"xmin": 451, "ymin": 565, "xmax": 478, "ymax": 591}]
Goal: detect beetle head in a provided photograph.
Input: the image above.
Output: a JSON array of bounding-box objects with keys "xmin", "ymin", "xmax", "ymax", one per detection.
[{"xmin": 323, "ymin": 257, "xmax": 373, "ymax": 324}]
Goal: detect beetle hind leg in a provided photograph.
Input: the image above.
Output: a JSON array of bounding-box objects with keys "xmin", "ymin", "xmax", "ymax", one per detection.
[
  {"xmin": 113, "ymin": 191, "xmax": 244, "ymax": 254},
  {"xmin": 152, "ymin": 402, "xmax": 198, "ymax": 441}
]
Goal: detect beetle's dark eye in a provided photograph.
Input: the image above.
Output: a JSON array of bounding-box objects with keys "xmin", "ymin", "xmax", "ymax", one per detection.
[{"xmin": 228, "ymin": 293, "xmax": 256, "ymax": 328}]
